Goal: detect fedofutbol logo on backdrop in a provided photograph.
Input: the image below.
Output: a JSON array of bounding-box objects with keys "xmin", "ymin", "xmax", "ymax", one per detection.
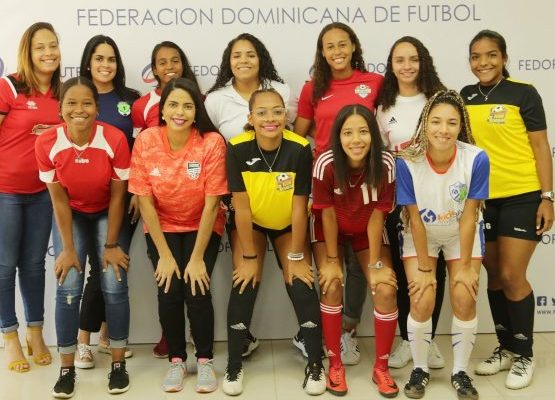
[{"xmin": 142, "ymin": 64, "xmax": 156, "ymax": 84}]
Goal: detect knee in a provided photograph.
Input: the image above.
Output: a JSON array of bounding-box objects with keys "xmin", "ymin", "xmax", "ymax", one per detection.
[
  {"xmin": 323, "ymin": 280, "xmax": 343, "ymax": 304},
  {"xmin": 498, "ymin": 269, "xmax": 526, "ymax": 292},
  {"xmin": 409, "ymin": 291, "xmax": 435, "ymax": 320},
  {"xmin": 0, "ymin": 266, "xmax": 16, "ymax": 281},
  {"xmin": 450, "ymin": 286, "xmax": 476, "ymax": 320},
  {"xmin": 374, "ymin": 284, "xmax": 397, "ymax": 307}
]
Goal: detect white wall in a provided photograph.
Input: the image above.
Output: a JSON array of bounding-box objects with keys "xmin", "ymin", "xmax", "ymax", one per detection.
[{"xmin": 1, "ymin": 0, "xmax": 554, "ymax": 345}]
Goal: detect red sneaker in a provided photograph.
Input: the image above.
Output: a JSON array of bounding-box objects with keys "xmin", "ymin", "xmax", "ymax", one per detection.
[
  {"xmin": 153, "ymin": 335, "xmax": 169, "ymax": 358},
  {"xmin": 372, "ymin": 367, "xmax": 399, "ymax": 398},
  {"xmin": 326, "ymin": 364, "xmax": 348, "ymax": 396}
]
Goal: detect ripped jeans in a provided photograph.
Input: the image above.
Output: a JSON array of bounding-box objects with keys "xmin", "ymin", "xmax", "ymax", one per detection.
[{"xmin": 52, "ymin": 209, "xmax": 129, "ymax": 354}]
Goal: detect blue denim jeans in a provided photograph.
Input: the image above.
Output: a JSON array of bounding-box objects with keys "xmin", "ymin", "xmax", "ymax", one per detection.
[
  {"xmin": 0, "ymin": 190, "xmax": 52, "ymax": 333},
  {"xmin": 52, "ymin": 209, "xmax": 129, "ymax": 354}
]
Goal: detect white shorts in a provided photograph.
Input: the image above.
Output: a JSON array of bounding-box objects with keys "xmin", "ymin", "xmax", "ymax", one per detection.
[{"xmin": 400, "ymin": 221, "xmax": 485, "ymax": 260}]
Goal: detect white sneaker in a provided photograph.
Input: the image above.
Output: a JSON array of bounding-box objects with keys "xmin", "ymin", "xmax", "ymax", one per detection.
[
  {"xmin": 389, "ymin": 340, "xmax": 412, "ymax": 369},
  {"xmin": 303, "ymin": 361, "xmax": 326, "ymax": 395},
  {"xmin": 162, "ymin": 361, "xmax": 187, "ymax": 392},
  {"xmin": 292, "ymin": 334, "xmax": 308, "ymax": 358},
  {"xmin": 222, "ymin": 366, "xmax": 243, "ymax": 396},
  {"xmin": 505, "ymin": 355, "xmax": 534, "ymax": 389},
  {"xmin": 75, "ymin": 343, "xmax": 95, "ymax": 369},
  {"xmin": 340, "ymin": 330, "xmax": 361, "ymax": 365},
  {"xmin": 428, "ymin": 340, "xmax": 445, "ymax": 369},
  {"xmin": 475, "ymin": 347, "xmax": 513, "ymax": 376}
]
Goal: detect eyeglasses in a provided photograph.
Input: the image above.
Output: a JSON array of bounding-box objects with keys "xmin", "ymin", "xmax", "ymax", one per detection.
[{"xmin": 252, "ymin": 107, "xmax": 287, "ymax": 119}]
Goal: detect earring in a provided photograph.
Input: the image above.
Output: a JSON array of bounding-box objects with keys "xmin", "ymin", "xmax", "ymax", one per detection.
[{"xmin": 161, "ymin": 116, "xmax": 165, "ymax": 121}]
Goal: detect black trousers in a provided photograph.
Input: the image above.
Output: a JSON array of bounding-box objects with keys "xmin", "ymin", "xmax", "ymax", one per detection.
[{"xmin": 145, "ymin": 231, "xmax": 221, "ymax": 361}]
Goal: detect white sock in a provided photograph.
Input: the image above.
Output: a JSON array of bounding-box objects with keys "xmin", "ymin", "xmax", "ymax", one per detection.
[
  {"xmin": 407, "ymin": 314, "xmax": 432, "ymax": 372},
  {"xmin": 452, "ymin": 315, "xmax": 478, "ymax": 375}
]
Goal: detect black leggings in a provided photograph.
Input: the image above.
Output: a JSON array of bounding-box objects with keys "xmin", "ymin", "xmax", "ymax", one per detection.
[
  {"xmin": 386, "ymin": 206, "xmax": 446, "ymax": 340},
  {"xmin": 146, "ymin": 231, "xmax": 221, "ymax": 361}
]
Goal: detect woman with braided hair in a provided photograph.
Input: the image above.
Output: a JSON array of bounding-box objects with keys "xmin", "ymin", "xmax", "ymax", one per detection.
[{"xmin": 396, "ymin": 90, "xmax": 489, "ymax": 400}]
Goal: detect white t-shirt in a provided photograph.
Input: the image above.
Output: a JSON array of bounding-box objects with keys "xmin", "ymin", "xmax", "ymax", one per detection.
[
  {"xmin": 204, "ymin": 79, "xmax": 296, "ymax": 141},
  {"xmin": 376, "ymin": 93, "xmax": 427, "ymax": 152}
]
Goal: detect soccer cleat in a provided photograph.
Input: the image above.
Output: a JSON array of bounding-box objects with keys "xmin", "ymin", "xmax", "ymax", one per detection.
[
  {"xmin": 52, "ymin": 367, "xmax": 76, "ymax": 398},
  {"xmin": 303, "ymin": 360, "xmax": 326, "ymax": 395},
  {"xmin": 74, "ymin": 344, "xmax": 94, "ymax": 369},
  {"xmin": 388, "ymin": 340, "xmax": 412, "ymax": 369},
  {"xmin": 222, "ymin": 365, "xmax": 243, "ymax": 396},
  {"xmin": 372, "ymin": 367, "xmax": 399, "ymax": 398},
  {"xmin": 505, "ymin": 355, "xmax": 535, "ymax": 390},
  {"xmin": 475, "ymin": 347, "xmax": 512, "ymax": 376},
  {"xmin": 427, "ymin": 340, "xmax": 445, "ymax": 369},
  {"xmin": 404, "ymin": 367, "xmax": 430, "ymax": 399},
  {"xmin": 196, "ymin": 358, "xmax": 217, "ymax": 393},
  {"xmin": 162, "ymin": 361, "xmax": 186, "ymax": 392},
  {"xmin": 108, "ymin": 361, "xmax": 130, "ymax": 394},
  {"xmin": 451, "ymin": 371, "xmax": 478, "ymax": 400},
  {"xmin": 326, "ymin": 364, "xmax": 348, "ymax": 396},
  {"xmin": 340, "ymin": 330, "xmax": 361, "ymax": 365}
]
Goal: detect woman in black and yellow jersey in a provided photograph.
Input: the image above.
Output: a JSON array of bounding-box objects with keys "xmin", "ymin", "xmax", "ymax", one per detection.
[
  {"xmin": 461, "ymin": 29, "xmax": 554, "ymax": 390},
  {"xmin": 223, "ymin": 88, "xmax": 326, "ymax": 396}
]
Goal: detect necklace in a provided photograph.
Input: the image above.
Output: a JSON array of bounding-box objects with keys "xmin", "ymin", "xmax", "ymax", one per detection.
[
  {"xmin": 72, "ymin": 145, "xmax": 89, "ymax": 164},
  {"xmin": 256, "ymin": 141, "xmax": 281, "ymax": 172},
  {"xmin": 348, "ymin": 171, "xmax": 364, "ymax": 188},
  {"xmin": 477, "ymin": 78, "xmax": 503, "ymax": 101}
]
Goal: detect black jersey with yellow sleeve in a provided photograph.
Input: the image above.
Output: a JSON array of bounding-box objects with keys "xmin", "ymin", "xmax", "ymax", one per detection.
[
  {"xmin": 226, "ymin": 129, "xmax": 312, "ymax": 230},
  {"xmin": 461, "ymin": 78, "xmax": 546, "ymax": 199}
]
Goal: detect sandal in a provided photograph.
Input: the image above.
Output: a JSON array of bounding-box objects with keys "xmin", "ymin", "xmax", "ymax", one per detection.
[
  {"xmin": 3, "ymin": 331, "xmax": 30, "ymax": 372},
  {"xmin": 26, "ymin": 326, "xmax": 52, "ymax": 366}
]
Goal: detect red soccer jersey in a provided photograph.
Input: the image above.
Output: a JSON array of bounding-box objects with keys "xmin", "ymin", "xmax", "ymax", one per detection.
[
  {"xmin": 0, "ymin": 75, "xmax": 61, "ymax": 193},
  {"xmin": 129, "ymin": 126, "xmax": 228, "ymax": 235},
  {"xmin": 312, "ymin": 150, "xmax": 395, "ymax": 235},
  {"xmin": 297, "ymin": 70, "xmax": 383, "ymax": 156},
  {"xmin": 35, "ymin": 122, "xmax": 130, "ymax": 213},
  {"xmin": 131, "ymin": 89, "xmax": 160, "ymax": 135}
]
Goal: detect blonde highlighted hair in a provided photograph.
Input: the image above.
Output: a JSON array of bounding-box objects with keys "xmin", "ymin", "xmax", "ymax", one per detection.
[{"xmin": 16, "ymin": 22, "xmax": 61, "ymax": 97}]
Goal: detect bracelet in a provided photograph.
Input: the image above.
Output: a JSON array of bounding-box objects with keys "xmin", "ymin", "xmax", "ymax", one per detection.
[
  {"xmin": 287, "ymin": 252, "xmax": 304, "ymax": 261},
  {"xmin": 368, "ymin": 261, "xmax": 384, "ymax": 270},
  {"xmin": 418, "ymin": 267, "xmax": 433, "ymax": 273},
  {"xmin": 242, "ymin": 254, "xmax": 258, "ymax": 260},
  {"xmin": 104, "ymin": 242, "xmax": 119, "ymax": 249}
]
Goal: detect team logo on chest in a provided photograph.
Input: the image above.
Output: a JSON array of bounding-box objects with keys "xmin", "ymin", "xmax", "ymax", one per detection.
[
  {"xmin": 354, "ymin": 84, "xmax": 371, "ymax": 98},
  {"xmin": 26, "ymin": 100, "xmax": 38, "ymax": 110},
  {"xmin": 275, "ymin": 172, "xmax": 293, "ymax": 191},
  {"xmin": 117, "ymin": 101, "xmax": 131, "ymax": 116},
  {"xmin": 487, "ymin": 105, "xmax": 507, "ymax": 124},
  {"xmin": 449, "ymin": 181, "xmax": 468, "ymax": 203},
  {"xmin": 186, "ymin": 161, "xmax": 201, "ymax": 180}
]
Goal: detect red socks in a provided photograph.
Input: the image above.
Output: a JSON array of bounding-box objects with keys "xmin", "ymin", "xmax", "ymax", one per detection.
[
  {"xmin": 374, "ymin": 308, "xmax": 398, "ymax": 370},
  {"xmin": 320, "ymin": 303, "xmax": 343, "ymax": 367}
]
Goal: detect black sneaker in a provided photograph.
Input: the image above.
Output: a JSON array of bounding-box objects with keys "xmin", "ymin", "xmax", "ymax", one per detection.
[
  {"xmin": 52, "ymin": 366, "xmax": 76, "ymax": 398},
  {"xmin": 242, "ymin": 331, "xmax": 259, "ymax": 357},
  {"xmin": 108, "ymin": 361, "xmax": 130, "ymax": 394},
  {"xmin": 451, "ymin": 371, "xmax": 478, "ymax": 400},
  {"xmin": 404, "ymin": 367, "xmax": 430, "ymax": 399}
]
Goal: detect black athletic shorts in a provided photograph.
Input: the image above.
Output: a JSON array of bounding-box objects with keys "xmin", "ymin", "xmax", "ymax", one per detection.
[{"xmin": 483, "ymin": 190, "xmax": 541, "ymax": 242}]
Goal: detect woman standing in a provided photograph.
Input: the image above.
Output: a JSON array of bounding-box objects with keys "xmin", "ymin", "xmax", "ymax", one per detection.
[
  {"xmin": 312, "ymin": 105, "xmax": 398, "ymax": 397},
  {"xmin": 397, "ymin": 91, "xmax": 489, "ymax": 400},
  {"xmin": 223, "ymin": 88, "xmax": 325, "ymax": 396},
  {"xmin": 35, "ymin": 77, "xmax": 131, "ymax": 397},
  {"xmin": 376, "ymin": 36, "xmax": 447, "ymax": 370},
  {"xmin": 74, "ymin": 34, "xmax": 140, "ymax": 369},
  {"xmin": 0, "ymin": 21, "xmax": 61, "ymax": 373},
  {"xmin": 131, "ymin": 40, "xmax": 201, "ymax": 358},
  {"xmin": 462, "ymin": 30, "xmax": 553, "ymax": 390},
  {"xmin": 129, "ymin": 78, "xmax": 227, "ymax": 394},
  {"xmin": 296, "ymin": 21, "xmax": 384, "ymax": 368}
]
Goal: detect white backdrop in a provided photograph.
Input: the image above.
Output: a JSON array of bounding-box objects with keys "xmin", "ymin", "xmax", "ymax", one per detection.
[{"xmin": 1, "ymin": 0, "xmax": 554, "ymax": 345}]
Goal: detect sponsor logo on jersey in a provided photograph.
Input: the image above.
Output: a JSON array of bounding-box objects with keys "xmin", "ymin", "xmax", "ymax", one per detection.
[
  {"xmin": 246, "ymin": 157, "xmax": 261, "ymax": 166},
  {"xmin": 487, "ymin": 104, "xmax": 507, "ymax": 124},
  {"xmin": 354, "ymin": 84, "xmax": 371, "ymax": 98},
  {"xmin": 187, "ymin": 161, "xmax": 201, "ymax": 180},
  {"xmin": 276, "ymin": 172, "xmax": 293, "ymax": 191},
  {"xmin": 449, "ymin": 181, "xmax": 468, "ymax": 203},
  {"xmin": 334, "ymin": 187, "xmax": 343, "ymax": 195},
  {"xmin": 388, "ymin": 116, "xmax": 397, "ymax": 124},
  {"xmin": 149, "ymin": 167, "xmax": 161, "ymax": 176},
  {"xmin": 142, "ymin": 64, "xmax": 156, "ymax": 84},
  {"xmin": 420, "ymin": 208, "xmax": 437, "ymax": 223},
  {"xmin": 321, "ymin": 94, "xmax": 334, "ymax": 101},
  {"xmin": 117, "ymin": 101, "xmax": 131, "ymax": 116},
  {"xmin": 513, "ymin": 227, "xmax": 527, "ymax": 233},
  {"xmin": 467, "ymin": 93, "xmax": 478, "ymax": 101},
  {"xmin": 26, "ymin": 100, "xmax": 38, "ymax": 110}
]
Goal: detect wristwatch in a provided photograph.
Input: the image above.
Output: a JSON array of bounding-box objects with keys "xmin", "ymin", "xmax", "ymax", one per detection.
[
  {"xmin": 541, "ymin": 191, "xmax": 555, "ymax": 202},
  {"xmin": 368, "ymin": 261, "xmax": 384, "ymax": 270}
]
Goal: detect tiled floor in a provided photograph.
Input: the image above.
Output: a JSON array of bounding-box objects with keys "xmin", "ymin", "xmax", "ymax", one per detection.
[{"xmin": 1, "ymin": 333, "xmax": 554, "ymax": 399}]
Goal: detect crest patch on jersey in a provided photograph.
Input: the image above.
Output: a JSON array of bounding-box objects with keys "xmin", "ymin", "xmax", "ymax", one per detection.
[
  {"xmin": 275, "ymin": 172, "xmax": 293, "ymax": 191},
  {"xmin": 354, "ymin": 84, "xmax": 371, "ymax": 98},
  {"xmin": 187, "ymin": 161, "xmax": 201, "ymax": 180},
  {"xmin": 449, "ymin": 182, "xmax": 468, "ymax": 203},
  {"xmin": 487, "ymin": 104, "xmax": 507, "ymax": 124},
  {"xmin": 117, "ymin": 101, "xmax": 131, "ymax": 116}
]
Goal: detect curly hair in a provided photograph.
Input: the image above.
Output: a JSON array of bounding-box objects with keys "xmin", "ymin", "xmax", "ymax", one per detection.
[
  {"xmin": 311, "ymin": 23, "xmax": 367, "ymax": 104},
  {"xmin": 469, "ymin": 29, "xmax": 510, "ymax": 78},
  {"xmin": 79, "ymin": 35, "xmax": 139, "ymax": 103},
  {"xmin": 207, "ymin": 33, "xmax": 284, "ymax": 94},
  {"xmin": 378, "ymin": 36, "xmax": 445, "ymax": 111},
  {"xmin": 398, "ymin": 90, "xmax": 474, "ymax": 163},
  {"xmin": 330, "ymin": 104, "xmax": 385, "ymax": 191},
  {"xmin": 150, "ymin": 41, "xmax": 200, "ymax": 92}
]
